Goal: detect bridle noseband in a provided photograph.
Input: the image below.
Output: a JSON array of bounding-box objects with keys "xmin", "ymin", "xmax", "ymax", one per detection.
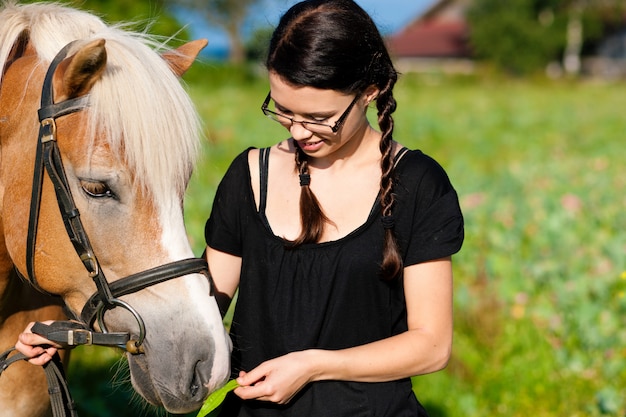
[{"xmin": 22, "ymin": 41, "xmax": 212, "ymax": 354}]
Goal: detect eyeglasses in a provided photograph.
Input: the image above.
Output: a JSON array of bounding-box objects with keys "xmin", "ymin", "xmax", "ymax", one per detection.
[{"xmin": 261, "ymin": 91, "xmax": 360, "ymax": 133}]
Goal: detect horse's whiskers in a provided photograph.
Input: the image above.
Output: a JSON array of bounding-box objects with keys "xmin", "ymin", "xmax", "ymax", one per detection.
[
  {"xmin": 130, "ymin": 389, "xmax": 157, "ymax": 417},
  {"xmin": 109, "ymin": 355, "xmax": 131, "ymax": 387}
]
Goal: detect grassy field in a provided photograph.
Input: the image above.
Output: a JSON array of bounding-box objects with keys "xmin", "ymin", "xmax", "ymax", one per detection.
[{"xmin": 67, "ymin": 63, "xmax": 626, "ymax": 416}]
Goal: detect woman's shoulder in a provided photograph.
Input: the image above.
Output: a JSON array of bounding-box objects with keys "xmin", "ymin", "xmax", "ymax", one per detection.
[
  {"xmin": 245, "ymin": 140, "xmax": 294, "ymax": 177},
  {"xmin": 395, "ymin": 147, "xmax": 452, "ymax": 184},
  {"xmin": 218, "ymin": 147, "xmax": 257, "ymax": 189},
  {"xmin": 226, "ymin": 144, "xmax": 281, "ymax": 173},
  {"xmin": 227, "ymin": 146, "xmax": 255, "ymax": 168}
]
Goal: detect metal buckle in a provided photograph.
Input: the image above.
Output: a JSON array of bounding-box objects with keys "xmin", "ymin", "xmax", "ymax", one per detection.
[
  {"xmin": 40, "ymin": 118, "xmax": 57, "ymax": 142},
  {"xmin": 67, "ymin": 329, "xmax": 92, "ymax": 346}
]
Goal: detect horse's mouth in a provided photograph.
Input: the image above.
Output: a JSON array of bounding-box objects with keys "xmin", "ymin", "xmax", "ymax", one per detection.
[{"xmin": 127, "ymin": 352, "xmax": 208, "ymax": 413}]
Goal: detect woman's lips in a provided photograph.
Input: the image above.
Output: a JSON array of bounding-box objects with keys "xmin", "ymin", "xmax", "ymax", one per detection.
[{"xmin": 297, "ymin": 139, "xmax": 324, "ymax": 151}]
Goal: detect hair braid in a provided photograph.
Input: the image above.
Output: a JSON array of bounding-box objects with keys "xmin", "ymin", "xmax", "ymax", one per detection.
[
  {"xmin": 291, "ymin": 144, "xmax": 332, "ymax": 246},
  {"xmin": 377, "ymin": 75, "xmax": 402, "ymax": 281}
]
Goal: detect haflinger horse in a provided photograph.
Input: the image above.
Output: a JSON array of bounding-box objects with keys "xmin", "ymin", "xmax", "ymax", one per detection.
[{"xmin": 0, "ymin": 1, "xmax": 231, "ymax": 416}]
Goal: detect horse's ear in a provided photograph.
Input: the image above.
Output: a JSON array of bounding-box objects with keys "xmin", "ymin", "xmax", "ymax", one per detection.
[
  {"xmin": 3, "ymin": 30, "xmax": 32, "ymax": 76},
  {"xmin": 162, "ymin": 39, "xmax": 208, "ymax": 77},
  {"xmin": 53, "ymin": 39, "xmax": 107, "ymax": 101}
]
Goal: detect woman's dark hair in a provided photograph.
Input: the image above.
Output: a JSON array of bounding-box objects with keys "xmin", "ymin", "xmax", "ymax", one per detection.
[{"xmin": 267, "ymin": 0, "xmax": 401, "ymax": 280}]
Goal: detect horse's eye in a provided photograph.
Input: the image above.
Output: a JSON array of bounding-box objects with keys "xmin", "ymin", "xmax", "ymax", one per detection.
[{"xmin": 81, "ymin": 180, "xmax": 115, "ymax": 198}]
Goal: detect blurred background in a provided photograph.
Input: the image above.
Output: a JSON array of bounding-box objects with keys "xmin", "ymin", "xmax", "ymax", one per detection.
[{"xmin": 16, "ymin": 0, "xmax": 626, "ymax": 416}]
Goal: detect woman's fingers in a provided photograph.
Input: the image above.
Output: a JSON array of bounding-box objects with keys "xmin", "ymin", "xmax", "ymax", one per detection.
[{"xmin": 14, "ymin": 321, "xmax": 62, "ymax": 365}]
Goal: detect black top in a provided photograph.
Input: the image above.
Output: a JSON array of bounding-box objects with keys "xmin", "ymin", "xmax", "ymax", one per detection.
[{"xmin": 205, "ymin": 147, "xmax": 464, "ymax": 417}]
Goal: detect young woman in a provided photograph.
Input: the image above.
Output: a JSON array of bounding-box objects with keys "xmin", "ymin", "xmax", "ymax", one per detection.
[
  {"xmin": 17, "ymin": 1, "xmax": 464, "ymax": 415},
  {"xmin": 204, "ymin": 1, "xmax": 464, "ymax": 415}
]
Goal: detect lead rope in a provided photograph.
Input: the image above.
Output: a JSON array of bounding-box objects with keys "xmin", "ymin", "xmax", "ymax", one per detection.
[
  {"xmin": 0, "ymin": 320, "xmax": 134, "ymax": 417},
  {"xmin": 0, "ymin": 348, "xmax": 77, "ymax": 417}
]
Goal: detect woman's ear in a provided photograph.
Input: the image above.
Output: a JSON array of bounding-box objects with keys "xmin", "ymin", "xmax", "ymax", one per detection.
[{"xmin": 363, "ymin": 85, "xmax": 380, "ymax": 105}]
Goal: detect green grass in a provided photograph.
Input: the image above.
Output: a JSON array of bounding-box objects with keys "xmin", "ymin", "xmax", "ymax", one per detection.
[{"xmin": 67, "ymin": 64, "xmax": 626, "ymax": 416}]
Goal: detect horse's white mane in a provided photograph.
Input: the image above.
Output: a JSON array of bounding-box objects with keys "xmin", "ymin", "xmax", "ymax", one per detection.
[{"xmin": 0, "ymin": 1, "xmax": 202, "ymax": 206}]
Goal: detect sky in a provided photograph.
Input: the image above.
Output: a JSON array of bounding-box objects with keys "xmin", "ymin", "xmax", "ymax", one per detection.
[{"xmin": 180, "ymin": 0, "xmax": 436, "ymax": 58}]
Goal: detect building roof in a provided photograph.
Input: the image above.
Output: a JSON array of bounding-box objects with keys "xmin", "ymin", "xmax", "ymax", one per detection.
[{"xmin": 386, "ymin": 0, "xmax": 472, "ymax": 59}]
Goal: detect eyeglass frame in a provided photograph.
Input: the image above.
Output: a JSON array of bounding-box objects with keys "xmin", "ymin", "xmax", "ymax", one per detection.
[{"xmin": 261, "ymin": 91, "xmax": 361, "ymax": 133}]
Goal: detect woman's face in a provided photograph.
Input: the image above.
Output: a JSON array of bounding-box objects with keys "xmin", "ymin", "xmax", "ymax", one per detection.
[{"xmin": 267, "ymin": 71, "xmax": 375, "ymax": 159}]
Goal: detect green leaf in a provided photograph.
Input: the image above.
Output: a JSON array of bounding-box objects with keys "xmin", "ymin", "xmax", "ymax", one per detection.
[{"xmin": 196, "ymin": 379, "xmax": 239, "ymax": 417}]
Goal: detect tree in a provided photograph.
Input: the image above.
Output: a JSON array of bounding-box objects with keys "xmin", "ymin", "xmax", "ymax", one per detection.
[
  {"xmin": 168, "ymin": 0, "xmax": 266, "ymax": 64},
  {"xmin": 467, "ymin": 0, "xmax": 566, "ymax": 75},
  {"xmin": 468, "ymin": 0, "xmax": 626, "ymax": 76},
  {"xmin": 559, "ymin": 0, "xmax": 626, "ymax": 75},
  {"xmin": 26, "ymin": 0, "xmax": 189, "ymax": 39},
  {"xmin": 245, "ymin": 26, "xmax": 274, "ymax": 62}
]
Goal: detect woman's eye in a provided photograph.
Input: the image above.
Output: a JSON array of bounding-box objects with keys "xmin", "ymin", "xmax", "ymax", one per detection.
[
  {"xmin": 81, "ymin": 180, "xmax": 115, "ymax": 198},
  {"xmin": 276, "ymin": 108, "xmax": 292, "ymax": 116}
]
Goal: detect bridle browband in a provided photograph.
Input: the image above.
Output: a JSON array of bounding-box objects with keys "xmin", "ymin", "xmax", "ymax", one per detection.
[{"xmin": 21, "ymin": 40, "xmax": 212, "ymax": 354}]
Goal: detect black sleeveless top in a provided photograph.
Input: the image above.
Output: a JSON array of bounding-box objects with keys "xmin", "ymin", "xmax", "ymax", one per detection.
[{"xmin": 205, "ymin": 147, "xmax": 464, "ymax": 417}]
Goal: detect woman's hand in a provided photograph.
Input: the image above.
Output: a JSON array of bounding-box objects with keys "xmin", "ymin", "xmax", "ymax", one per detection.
[
  {"xmin": 234, "ymin": 350, "xmax": 319, "ymax": 404},
  {"xmin": 14, "ymin": 321, "xmax": 62, "ymax": 366}
]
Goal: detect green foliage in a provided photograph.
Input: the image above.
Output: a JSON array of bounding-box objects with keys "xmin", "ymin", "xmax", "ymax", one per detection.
[
  {"xmin": 467, "ymin": 0, "xmax": 626, "ymax": 74},
  {"xmin": 66, "ymin": 346, "xmax": 155, "ymax": 416},
  {"xmin": 467, "ymin": 0, "xmax": 566, "ymax": 74},
  {"xmin": 84, "ymin": 0, "xmax": 186, "ymax": 39},
  {"xmin": 19, "ymin": 0, "xmax": 187, "ymax": 39},
  {"xmin": 245, "ymin": 26, "xmax": 274, "ymax": 62},
  {"xmin": 196, "ymin": 379, "xmax": 239, "ymax": 417},
  {"xmin": 66, "ymin": 66, "xmax": 625, "ymax": 416}
]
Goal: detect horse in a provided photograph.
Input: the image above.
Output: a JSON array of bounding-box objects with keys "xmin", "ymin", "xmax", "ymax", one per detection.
[{"xmin": 0, "ymin": 2, "xmax": 231, "ymax": 415}]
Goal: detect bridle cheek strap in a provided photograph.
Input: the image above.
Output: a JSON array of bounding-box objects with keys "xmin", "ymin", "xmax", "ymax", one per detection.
[{"xmin": 26, "ymin": 41, "xmax": 90, "ymax": 291}]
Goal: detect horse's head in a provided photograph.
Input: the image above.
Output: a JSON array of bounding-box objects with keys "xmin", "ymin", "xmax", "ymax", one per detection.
[{"xmin": 0, "ymin": 3, "xmax": 230, "ymax": 413}]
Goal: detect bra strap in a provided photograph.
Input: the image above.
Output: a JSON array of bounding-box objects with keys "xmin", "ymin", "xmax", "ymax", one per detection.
[
  {"xmin": 258, "ymin": 147, "xmax": 270, "ymax": 214},
  {"xmin": 394, "ymin": 146, "xmax": 409, "ymax": 167}
]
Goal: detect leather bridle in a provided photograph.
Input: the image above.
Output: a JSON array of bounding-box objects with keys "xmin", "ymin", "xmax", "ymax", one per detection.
[{"xmin": 21, "ymin": 41, "xmax": 212, "ymax": 354}]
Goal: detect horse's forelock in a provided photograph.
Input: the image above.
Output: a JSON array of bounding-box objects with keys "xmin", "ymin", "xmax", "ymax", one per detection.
[
  {"xmin": 86, "ymin": 34, "xmax": 202, "ymax": 207},
  {"xmin": 0, "ymin": 1, "xmax": 202, "ymax": 209}
]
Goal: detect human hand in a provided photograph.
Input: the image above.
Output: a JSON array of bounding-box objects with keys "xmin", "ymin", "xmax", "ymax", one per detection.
[
  {"xmin": 14, "ymin": 321, "xmax": 62, "ymax": 366},
  {"xmin": 233, "ymin": 351, "xmax": 318, "ymax": 404}
]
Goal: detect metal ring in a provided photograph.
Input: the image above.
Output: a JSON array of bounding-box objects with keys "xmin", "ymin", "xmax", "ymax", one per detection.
[{"xmin": 95, "ymin": 298, "xmax": 146, "ymax": 349}]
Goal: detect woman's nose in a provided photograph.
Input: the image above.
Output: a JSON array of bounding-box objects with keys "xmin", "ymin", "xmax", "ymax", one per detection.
[{"xmin": 289, "ymin": 122, "xmax": 313, "ymax": 140}]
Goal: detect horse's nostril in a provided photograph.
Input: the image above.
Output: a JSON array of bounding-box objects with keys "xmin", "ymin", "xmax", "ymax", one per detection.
[
  {"xmin": 190, "ymin": 382, "xmax": 200, "ymax": 397},
  {"xmin": 190, "ymin": 360, "xmax": 210, "ymax": 399}
]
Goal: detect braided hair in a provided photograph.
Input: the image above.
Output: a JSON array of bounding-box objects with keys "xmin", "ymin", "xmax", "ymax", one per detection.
[{"xmin": 266, "ymin": 0, "xmax": 401, "ymax": 280}]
